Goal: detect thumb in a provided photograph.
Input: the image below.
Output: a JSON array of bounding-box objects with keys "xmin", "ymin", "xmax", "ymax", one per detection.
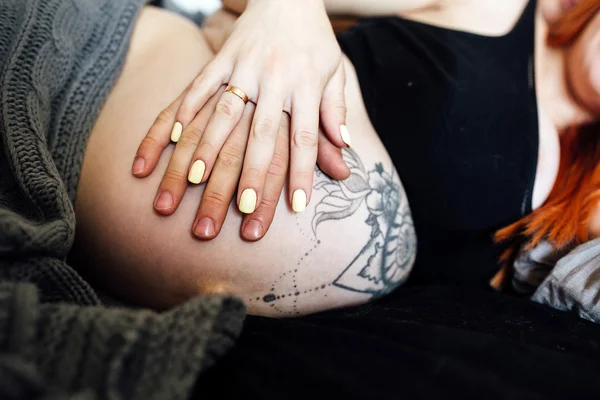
[{"xmin": 320, "ymin": 61, "xmax": 350, "ymax": 149}]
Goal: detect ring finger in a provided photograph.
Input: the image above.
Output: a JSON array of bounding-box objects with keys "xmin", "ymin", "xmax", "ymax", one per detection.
[
  {"xmin": 192, "ymin": 101, "xmax": 256, "ymax": 239},
  {"xmin": 187, "ymin": 77, "xmax": 251, "ymax": 186}
]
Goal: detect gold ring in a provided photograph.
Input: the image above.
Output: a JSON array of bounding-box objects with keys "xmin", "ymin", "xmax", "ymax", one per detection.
[{"xmin": 225, "ymin": 85, "xmax": 249, "ymax": 104}]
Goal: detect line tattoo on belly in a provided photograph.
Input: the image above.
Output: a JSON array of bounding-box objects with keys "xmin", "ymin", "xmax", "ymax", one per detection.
[{"xmin": 248, "ymin": 149, "xmax": 416, "ymax": 315}]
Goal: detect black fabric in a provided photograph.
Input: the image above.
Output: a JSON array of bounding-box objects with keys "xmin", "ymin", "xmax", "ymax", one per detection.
[
  {"xmin": 337, "ymin": 1, "xmax": 540, "ymax": 286},
  {"xmin": 194, "ymin": 3, "xmax": 600, "ymax": 398},
  {"xmin": 196, "ymin": 286, "xmax": 600, "ymax": 399}
]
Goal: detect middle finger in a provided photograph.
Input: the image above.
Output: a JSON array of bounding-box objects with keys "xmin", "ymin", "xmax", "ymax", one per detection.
[
  {"xmin": 241, "ymin": 111, "xmax": 291, "ymax": 241},
  {"xmin": 237, "ymin": 91, "xmax": 284, "ymax": 214},
  {"xmin": 192, "ymin": 101, "xmax": 256, "ymax": 239}
]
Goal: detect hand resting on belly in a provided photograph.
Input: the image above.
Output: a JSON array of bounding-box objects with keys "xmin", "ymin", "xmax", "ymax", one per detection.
[{"xmin": 71, "ymin": 6, "xmax": 417, "ymax": 316}]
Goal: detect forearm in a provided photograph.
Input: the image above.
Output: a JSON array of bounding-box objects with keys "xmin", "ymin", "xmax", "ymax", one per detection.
[{"xmin": 222, "ymin": 0, "xmax": 438, "ymax": 17}]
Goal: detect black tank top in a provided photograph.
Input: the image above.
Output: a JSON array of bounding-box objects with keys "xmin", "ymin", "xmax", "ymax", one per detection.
[{"xmin": 337, "ymin": 0, "xmax": 539, "ymax": 286}]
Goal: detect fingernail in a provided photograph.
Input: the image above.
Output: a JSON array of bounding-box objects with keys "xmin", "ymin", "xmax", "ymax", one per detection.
[
  {"xmin": 132, "ymin": 156, "xmax": 145, "ymax": 175},
  {"xmin": 239, "ymin": 188, "xmax": 257, "ymax": 214},
  {"xmin": 243, "ymin": 220, "xmax": 264, "ymax": 240},
  {"xmin": 171, "ymin": 122, "xmax": 183, "ymax": 143},
  {"xmin": 292, "ymin": 189, "xmax": 307, "ymax": 213},
  {"xmin": 194, "ymin": 217, "xmax": 215, "ymax": 238},
  {"xmin": 340, "ymin": 124, "xmax": 352, "ymax": 147},
  {"xmin": 154, "ymin": 191, "xmax": 174, "ymax": 211},
  {"xmin": 188, "ymin": 160, "xmax": 206, "ymax": 184}
]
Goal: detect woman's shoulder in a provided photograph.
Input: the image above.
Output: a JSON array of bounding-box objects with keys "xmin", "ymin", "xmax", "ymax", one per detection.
[
  {"xmin": 399, "ymin": 0, "xmax": 531, "ymax": 37},
  {"xmin": 340, "ymin": 0, "xmax": 532, "ymax": 39}
]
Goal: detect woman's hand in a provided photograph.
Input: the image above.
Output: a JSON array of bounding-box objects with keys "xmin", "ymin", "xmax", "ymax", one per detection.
[
  {"xmin": 134, "ymin": 0, "xmax": 350, "ymax": 217},
  {"xmin": 134, "ymin": 84, "xmax": 349, "ymax": 241},
  {"xmin": 197, "ymin": 100, "xmax": 350, "ymax": 240},
  {"xmin": 194, "ymin": 94, "xmax": 291, "ymax": 241}
]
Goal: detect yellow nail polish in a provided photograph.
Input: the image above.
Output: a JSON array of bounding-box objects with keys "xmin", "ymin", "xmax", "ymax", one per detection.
[
  {"xmin": 171, "ymin": 122, "xmax": 183, "ymax": 143},
  {"xmin": 188, "ymin": 160, "xmax": 206, "ymax": 184},
  {"xmin": 340, "ymin": 125, "xmax": 352, "ymax": 147},
  {"xmin": 292, "ymin": 190, "xmax": 307, "ymax": 213},
  {"xmin": 239, "ymin": 188, "xmax": 257, "ymax": 214}
]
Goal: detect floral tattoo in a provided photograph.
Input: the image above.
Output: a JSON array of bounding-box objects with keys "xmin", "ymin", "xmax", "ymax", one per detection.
[
  {"xmin": 252, "ymin": 149, "xmax": 416, "ymax": 315},
  {"xmin": 313, "ymin": 149, "xmax": 416, "ymax": 297}
]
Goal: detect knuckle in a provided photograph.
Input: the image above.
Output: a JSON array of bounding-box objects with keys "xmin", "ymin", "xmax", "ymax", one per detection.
[
  {"xmin": 162, "ymin": 168, "xmax": 186, "ymax": 183},
  {"xmin": 268, "ymin": 152, "xmax": 288, "ymax": 177},
  {"xmin": 178, "ymin": 133, "xmax": 200, "ymax": 149},
  {"xmin": 202, "ymin": 190, "xmax": 229, "ymax": 209},
  {"xmin": 155, "ymin": 108, "xmax": 175, "ymax": 125},
  {"xmin": 243, "ymin": 166, "xmax": 262, "ymax": 181},
  {"xmin": 197, "ymin": 141, "xmax": 216, "ymax": 157},
  {"xmin": 184, "ymin": 125, "xmax": 205, "ymax": 142},
  {"xmin": 252, "ymin": 119, "xmax": 277, "ymax": 141},
  {"xmin": 293, "ymin": 129, "xmax": 318, "ymax": 149},
  {"xmin": 216, "ymin": 148, "xmax": 244, "ymax": 170},
  {"xmin": 215, "ymin": 97, "xmax": 236, "ymax": 118},
  {"xmin": 140, "ymin": 135, "xmax": 160, "ymax": 149}
]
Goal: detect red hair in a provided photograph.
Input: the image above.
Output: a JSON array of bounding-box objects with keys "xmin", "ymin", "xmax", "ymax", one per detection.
[{"xmin": 492, "ymin": 0, "xmax": 600, "ymax": 289}]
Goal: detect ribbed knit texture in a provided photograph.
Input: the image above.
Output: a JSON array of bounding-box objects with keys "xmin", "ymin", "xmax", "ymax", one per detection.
[{"xmin": 0, "ymin": 0, "xmax": 246, "ymax": 398}]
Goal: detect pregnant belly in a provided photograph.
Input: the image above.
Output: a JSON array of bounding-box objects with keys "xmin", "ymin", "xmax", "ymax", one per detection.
[{"xmin": 72, "ymin": 6, "xmax": 416, "ymax": 317}]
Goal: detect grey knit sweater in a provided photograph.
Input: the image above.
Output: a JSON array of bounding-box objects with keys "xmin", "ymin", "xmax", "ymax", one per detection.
[{"xmin": 0, "ymin": 0, "xmax": 245, "ymax": 398}]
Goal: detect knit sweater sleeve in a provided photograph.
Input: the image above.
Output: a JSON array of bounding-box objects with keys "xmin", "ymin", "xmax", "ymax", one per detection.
[
  {"xmin": 0, "ymin": 282, "xmax": 245, "ymax": 400},
  {"xmin": 0, "ymin": 0, "xmax": 247, "ymax": 398}
]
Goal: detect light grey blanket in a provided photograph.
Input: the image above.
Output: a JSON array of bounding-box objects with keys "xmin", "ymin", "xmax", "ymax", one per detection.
[
  {"xmin": 514, "ymin": 238, "xmax": 600, "ymax": 323},
  {"xmin": 532, "ymin": 238, "xmax": 600, "ymax": 323},
  {"xmin": 0, "ymin": 0, "xmax": 245, "ymax": 398}
]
